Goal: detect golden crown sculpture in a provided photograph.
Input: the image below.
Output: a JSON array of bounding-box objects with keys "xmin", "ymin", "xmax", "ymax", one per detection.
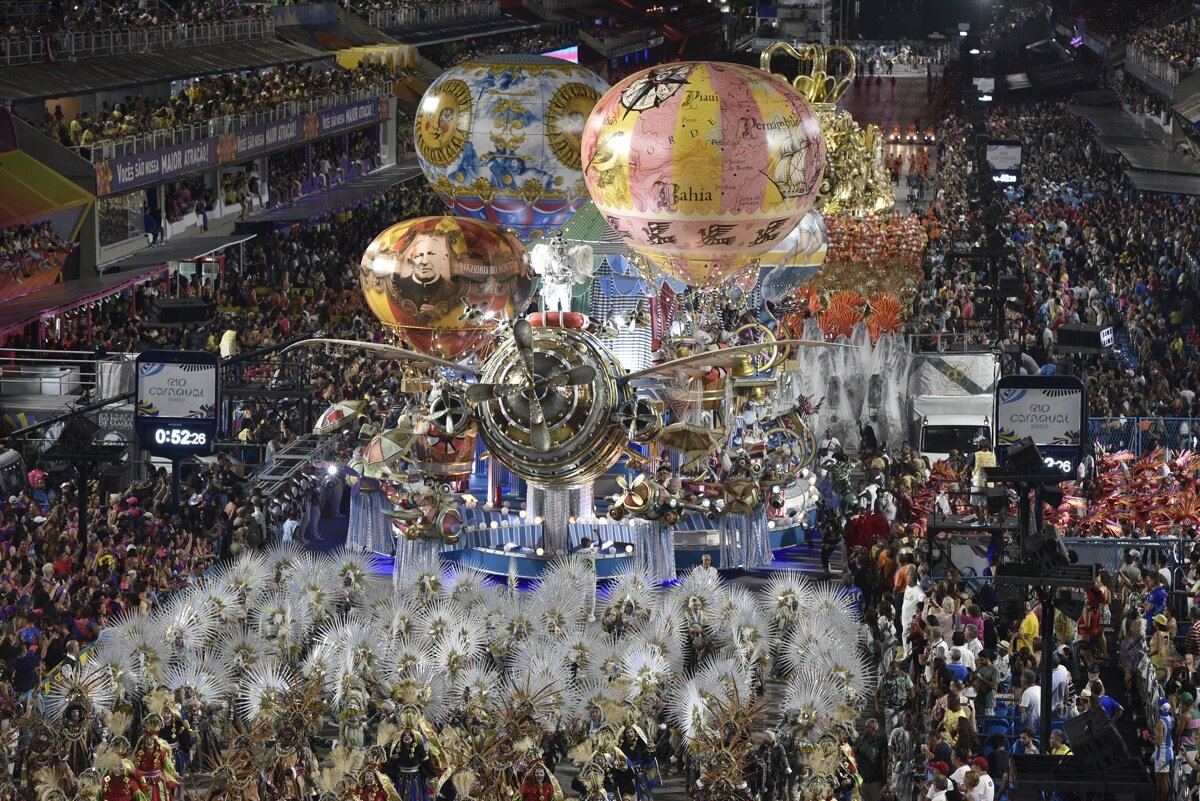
[
  {"xmin": 760, "ymin": 42, "xmax": 893, "ymax": 217},
  {"xmin": 760, "ymin": 42, "xmax": 856, "ymax": 108}
]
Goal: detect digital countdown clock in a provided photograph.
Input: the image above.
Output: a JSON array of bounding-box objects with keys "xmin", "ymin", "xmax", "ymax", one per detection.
[
  {"xmin": 152, "ymin": 427, "xmax": 209, "ymax": 447},
  {"xmin": 135, "ymin": 350, "xmax": 219, "ymax": 458}
]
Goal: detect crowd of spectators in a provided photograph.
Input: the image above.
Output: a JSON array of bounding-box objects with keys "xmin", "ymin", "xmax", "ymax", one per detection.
[
  {"xmin": 0, "ymin": 221, "xmax": 71, "ymax": 283},
  {"xmin": 0, "ymin": 178, "xmax": 445, "ymax": 702},
  {"xmin": 1062, "ymin": 0, "xmax": 1178, "ymax": 40},
  {"xmin": 347, "ymin": 0, "xmax": 493, "ymax": 15},
  {"xmin": 36, "ymin": 62, "xmax": 400, "ymax": 154},
  {"xmin": 421, "ymin": 29, "xmax": 577, "ymax": 67},
  {"xmin": 809, "ymin": 412, "xmax": 1159, "ymax": 801},
  {"xmin": 1113, "ymin": 71, "xmax": 1172, "ymax": 120},
  {"xmin": 164, "ymin": 176, "xmax": 216, "ymax": 225},
  {"xmin": 313, "ymin": 139, "xmax": 344, "ymax": 190},
  {"xmin": 1131, "ymin": 12, "xmax": 1200, "ymax": 71},
  {"xmin": 850, "ymin": 41, "xmax": 948, "ymax": 76},
  {"xmin": 983, "ymin": 1, "xmax": 1048, "ymax": 39},
  {"xmin": 348, "ymin": 129, "xmax": 381, "ymax": 176},
  {"xmin": 266, "ymin": 149, "xmax": 309, "ymax": 205},
  {"xmin": 1, "ymin": 0, "xmax": 269, "ymax": 37},
  {"xmin": 812, "ymin": 288, "xmax": 1200, "ymax": 796},
  {"xmin": 916, "ymin": 98, "xmax": 1200, "ymax": 423}
]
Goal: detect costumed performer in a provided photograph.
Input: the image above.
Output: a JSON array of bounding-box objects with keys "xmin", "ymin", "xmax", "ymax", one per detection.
[{"xmin": 132, "ymin": 714, "xmax": 179, "ymax": 801}]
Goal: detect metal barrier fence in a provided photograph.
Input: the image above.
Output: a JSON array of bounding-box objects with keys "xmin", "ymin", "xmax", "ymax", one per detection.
[
  {"xmin": 0, "ymin": 349, "xmax": 137, "ymax": 399},
  {"xmin": 1127, "ymin": 42, "xmax": 1186, "ymax": 87},
  {"xmin": 367, "ymin": 1, "xmax": 499, "ymax": 29},
  {"xmin": 906, "ymin": 331, "xmax": 996, "ymax": 352},
  {"xmin": 0, "ymin": 17, "xmax": 274, "ymax": 67},
  {"xmin": 1087, "ymin": 416, "xmax": 1200, "ymax": 455},
  {"xmin": 79, "ymin": 84, "xmax": 392, "ymax": 162}
]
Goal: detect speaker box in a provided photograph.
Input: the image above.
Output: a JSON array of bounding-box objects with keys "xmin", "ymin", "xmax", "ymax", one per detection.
[
  {"xmin": 1054, "ymin": 589, "xmax": 1084, "ymax": 621},
  {"xmin": 1022, "ymin": 534, "xmax": 1070, "ymax": 576},
  {"xmin": 997, "ymin": 274, "xmax": 1022, "ymax": 297},
  {"xmin": 152, "ymin": 299, "xmax": 216, "ymax": 325},
  {"xmin": 55, "ymin": 414, "xmax": 100, "ymax": 451},
  {"xmin": 1063, "ymin": 706, "xmax": 1128, "ymax": 770},
  {"xmin": 998, "ymin": 585, "xmax": 1025, "ymax": 623},
  {"xmin": 1057, "ymin": 323, "xmax": 1114, "ymax": 352}
]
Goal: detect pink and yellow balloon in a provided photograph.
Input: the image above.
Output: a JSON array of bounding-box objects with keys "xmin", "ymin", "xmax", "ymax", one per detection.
[
  {"xmin": 359, "ymin": 216, "xmax": 533, "ymax": 360},
  {"xmin": 580, "ymin": 62, "xmax": 826, "ymax": 288}
]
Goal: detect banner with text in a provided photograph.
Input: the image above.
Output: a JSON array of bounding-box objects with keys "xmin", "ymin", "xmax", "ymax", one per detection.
[
  {"xmin": 94, "ymin": 97, "xmax": 389, "ymax": 195},
  {"xmin": 96, "ymin": 138, "xmax": 218, "ymax": 195},
  {"xmin": 313, "ymin": 97, "xmax": 389, "ymax": 137},
  {"xmin": 223, "ymin": 116, "xmax": 306, "ymax": 162},
  {"xmin": 136, "ymin": 361, "xmax": 218, "ymax": 419}
]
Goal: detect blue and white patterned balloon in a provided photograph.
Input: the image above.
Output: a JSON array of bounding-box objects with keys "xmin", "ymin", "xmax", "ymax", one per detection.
[{"xmin": 415, "ymin": 54, "xmax": 610, "ymax": 241}]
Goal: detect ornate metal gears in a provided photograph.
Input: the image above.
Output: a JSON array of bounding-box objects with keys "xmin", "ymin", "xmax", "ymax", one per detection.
[{"xmin": 474, "ymin": 325, "xmax": 627, "ymax": 485}]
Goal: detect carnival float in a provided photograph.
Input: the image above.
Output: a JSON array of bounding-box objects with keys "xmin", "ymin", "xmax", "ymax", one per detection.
[
  {"xmin": 19, "ymin": 46, "xmax": 925, "ymax": 801},
  {"xmin": 287, "ymin": 47, "xmax": 924, "ymax": 582}
]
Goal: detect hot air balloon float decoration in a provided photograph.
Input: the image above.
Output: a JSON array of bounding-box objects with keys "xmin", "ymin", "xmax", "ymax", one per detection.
[
  {"xmin": 415, "ymin": 55, "xmax": 610, "ymax": 241},
  {"xmin": 297, "ymin": 56, "xmax": 913, "ymax": 581},
  {"xmin": 581, "ymin": 61, "xmax": 827, "ymax": 288}
]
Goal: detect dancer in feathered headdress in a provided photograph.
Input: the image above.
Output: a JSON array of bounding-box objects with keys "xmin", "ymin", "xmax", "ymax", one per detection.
[
  {"xmin": 202, "ymin": 731, "xmax": 266, "ymax": 801},
  {"xmin": 22, "ymin": 718, "xmax": 74, "ymax": 799},
  {"xmin": 570, "ymin": 759, "xmax": 615, "ymax": 801},
  {"xmin": 669, "ymin": 567, "xmax": 726, "ymax": 630},
  {"xmin": 94, "ymin": 736, "xmax": 141, "ymax": 801},
  {"xmin": 207, "ymin": 551, "xmax": 271, "ymax": 610},
  {"xmin": 621, "ymin": 645, "xmax": 672, "ymax": 709},
  {"xmin": 157, "ymin": 593, "xmax": 218, "ymax": 659},
  {"xmin": 166, "ymin": 653, "xmax": 234, "ymax": 773},
  {"xmin": 262, "ymin": 717, "xmax": 320, "ymax": 801},
  {"xmin": 131, "ymin": 713, "xmax": 178, "ymax": 801},
  {"xmin": 720, "ymin": 587, "xmax": 775, "ymax": 673},
  {"xmin": 45, "ymin": 661, "xmax": 115, "ymax": 775},
  {"xmin": 334, "ymin": 669, "xmax": 368, "ymax": 750},
  {"xmin": 442, "ymin": 562, "xmax": 489, "ymax": 609},
  {"xmin": 758, "ymin": 573, "xmax": 815, "ymax": 677},
  {"xmin": 782, "ymin": 668, "xmax": 844, "ymax": 742},
  {"xmin": 104, "ymin": 611, "xmax": 171, "ymax": 691},
  {"xmin": 333, "ymin": 546, "xmax": 379, "ymax": 609},
  {"xmin": 236, "ymin": 661, "xmax": 298, "ymax": 725},
  {"xmin": 395, "ymin": 551, "xmax": 447, "ymax": 606},
  {"xmin": 291, "ymin": 552, "xmax": 341, "ymax": 625},
  {"xmin": 312, "ymin": 745, "xmax": 362, "ymax": 801},
  {"xmin": 251, "ymin": 591, "xmax": 313, "ymax": 663},
  {"xmin": 382, "ymin": 725, "xmax": 434, "ymax": 801},
  {"xmin": 600, "ymin": 567, "xmax": 657, "ymax": 636},
  {"xmin": 614, "ymin": 723, "xmax": 659, "ymax": 801}
]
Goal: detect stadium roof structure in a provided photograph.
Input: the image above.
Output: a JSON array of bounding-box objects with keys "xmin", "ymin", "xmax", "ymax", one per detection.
[
  {"xmin": 0, "ymin": 266, "xmax": 163, "ymax": 338},
  {"xmin": 247, "ymin": 164, "xmax": 422, "ymax": 224},
  {"xmin": 1124, "ymin": 169, "xmax": 1200, "ymax": 196},
  {"xmin": 1116, "ymin": 144, "xmax": 1200, "ymax": 175},
  {"xmin": 383, "ymin": 15, "xmax": 534, "ymax": 45},
  {"xmin": 0, "ymin": 150, "xmax": 92, "ymax": 230},
  {"xmin": 98, "ymin": 234, "xmax": 257, "ymax": 275},
  {"xmin": 0, "ymin": 39, "xmax": 324, "ymax": 103}
]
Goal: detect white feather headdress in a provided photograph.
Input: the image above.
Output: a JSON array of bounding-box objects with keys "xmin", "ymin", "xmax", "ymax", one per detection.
[{"xmin": 44, "ymin": 662, "xmax": 115, "ymax": 722}]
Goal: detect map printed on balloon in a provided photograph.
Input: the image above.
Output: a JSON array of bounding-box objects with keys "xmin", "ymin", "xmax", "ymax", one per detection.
[
  {"xmin": 359, "ymin": 216, "xmax": 533, "ymax": 359},
  {"xmin": 581, "ymin": 61, "xmax": 827, "ymax": 287},
  {"xmin": 414, "ymin": 54, "xmax": 610, "ymax": 241}
]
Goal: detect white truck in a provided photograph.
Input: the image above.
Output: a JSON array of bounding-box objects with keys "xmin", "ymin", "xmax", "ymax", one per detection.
[
  {"xmin": 909, "ymin": 394, "xmax": 995, "ymax": 464},
  {"xmin": 906, "ymin": 349, "xmax": 999, "ymax": 464}
]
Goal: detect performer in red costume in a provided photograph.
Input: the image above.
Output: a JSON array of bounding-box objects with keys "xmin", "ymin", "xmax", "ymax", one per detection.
[
  {"xmin": 132, "ymin": 714, "xmax": 180, "ymax": 801},
  {"xmin": 518, "ymin": 762, "xmax": 563, "ymax": 801}
]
